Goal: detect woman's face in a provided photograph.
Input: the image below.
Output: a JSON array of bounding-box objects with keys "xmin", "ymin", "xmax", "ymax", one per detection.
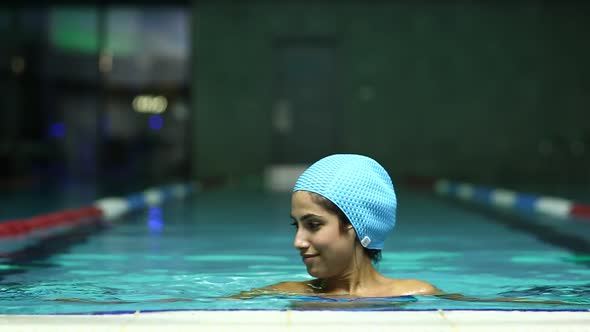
[{"xmin": 291, "ymin": 191, "xmax": 358, "ymax": 279}]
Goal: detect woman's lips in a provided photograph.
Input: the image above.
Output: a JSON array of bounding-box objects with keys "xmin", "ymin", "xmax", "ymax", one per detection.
[{"xmin": 302, "ymin": 254, "xmax": 319, "ymax": 263}]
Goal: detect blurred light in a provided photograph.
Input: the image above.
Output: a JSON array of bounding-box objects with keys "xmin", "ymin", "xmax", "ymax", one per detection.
[
  {"xmin": 49, "ymin": 122, "xmax": 66, "ymax": 138},
  {"xmin": 11, "ymin": 56, "xmax": 25, "ymax": 75},
  {"xmin": 173, "ymin": 102, "xmax": 188, "ymax": 121},
  {"xmin": 99, "ymin": 51, "xmax": 113, "ymax": 73},
  {"xmin": 132, "ymin": 95, "xmax": 168, "ymax": 114},
  {"xmin": 149, "ymin": 115, "xmax": 164, "ymax": 130},
  {"xmin": 147, "ymin": 207, "xmax": 164, "ymax": 233},
  {"xmin": 273, "ymin": 100, "xmax": 292, "ymax": 135}
]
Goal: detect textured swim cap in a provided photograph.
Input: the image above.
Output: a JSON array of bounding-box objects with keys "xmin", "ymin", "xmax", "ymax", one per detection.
[{"xmin": 293, "ymin": 154, "xmax": 397, "ymax": 250}]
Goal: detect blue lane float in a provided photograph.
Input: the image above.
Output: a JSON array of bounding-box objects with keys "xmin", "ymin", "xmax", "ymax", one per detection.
[
  {"xmin": 434, "ymin": 179, "xmax": 590, "ymax": 221},
  {"xmin": 94, "ymin": 182, "xmax": 198, "ymax": 222}
]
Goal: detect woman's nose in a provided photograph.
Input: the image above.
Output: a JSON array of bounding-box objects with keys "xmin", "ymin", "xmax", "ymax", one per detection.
[{"xmin": 293, "ymin": 229, "xmax": 309, "ymax": 251}]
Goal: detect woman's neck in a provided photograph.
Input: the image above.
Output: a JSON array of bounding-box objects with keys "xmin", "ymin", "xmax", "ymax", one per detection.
[{"xmin": 318, "ymin": 255, "xmax": 385, "ymax": 297}]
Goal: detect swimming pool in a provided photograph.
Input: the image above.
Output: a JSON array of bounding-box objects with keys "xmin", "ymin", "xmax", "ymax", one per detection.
[{"xmin": 1, "ymin": 186, "xmax": 589, "ymax": 317}]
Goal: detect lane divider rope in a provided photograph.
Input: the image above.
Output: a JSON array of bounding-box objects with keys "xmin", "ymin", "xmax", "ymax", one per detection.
[
  {"xmin": 434, "ymin": 179, "xmax": 590, "ymax": 221},
  {"xmin": 0, "ymin": 182, "xmax": 198, "ymax": 239}
]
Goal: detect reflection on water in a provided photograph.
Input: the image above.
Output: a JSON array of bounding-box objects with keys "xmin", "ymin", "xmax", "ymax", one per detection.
[{"xmin": 499, "ymin": 284, "xmax": 590, "ymax": 303}]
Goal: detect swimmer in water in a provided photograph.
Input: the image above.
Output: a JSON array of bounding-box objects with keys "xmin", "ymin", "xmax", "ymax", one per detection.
[
  {"xmin": 237, "ymin": 154, "xmax": 438, "ymax": 298},
  {"xmin": 230, "ymin": 154, "xmax": 572, "ymax": 306}
]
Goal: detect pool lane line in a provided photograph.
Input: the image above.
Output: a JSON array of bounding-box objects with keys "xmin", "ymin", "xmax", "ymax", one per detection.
[
  {"xmin": 421, "ymin": 178, "xmax": 590, "ymax": 264},
  {"xmin": 439, "ymin": 196, "xmax": 590, "ymax": 267},
  {"xmin": 0, "ymin": 182, "xmax": 198, "ymax": 239},
  {"xmin": 433, "ymin": 179, "xmax": 590, "ymax": 221},
  {"xmin": 94, "ymin": 182, "xmax": 197, "ymax": 222},
  {"xmin": 428, "ymin": 179, "xmax": 590, "ymax": 266},
  {"xmin": 0, "ymin": 221, "xmax": 107, "ymax": 280},
  {"xmin": 0, "ymin": 207, "xmax": 102, "ymax": 238}
]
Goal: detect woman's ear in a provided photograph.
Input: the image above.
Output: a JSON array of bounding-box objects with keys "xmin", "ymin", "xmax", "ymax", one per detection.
[
  {"xmin": 339, "ymin": 220, "xmax": 356, "ymax": 235},
  {"xmin": 346, "ymin": 225, "xmax": 357, "ymax": 238}
]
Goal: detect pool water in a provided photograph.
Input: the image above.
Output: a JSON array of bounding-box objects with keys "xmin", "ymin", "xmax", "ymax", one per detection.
[{"xmin": 1, "ymin": 189, "xmax": 589, "ymax": 314}]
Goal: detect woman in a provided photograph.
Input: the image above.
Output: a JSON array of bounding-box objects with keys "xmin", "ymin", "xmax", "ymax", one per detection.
[
  {"xmin": 266, "ymin": 153, "xmax": 437, "ymax": 297},
  {"xmin": 233, "ymin": 154, "xmax": 571, "ymax": 306},
  {"xmin": 230, "ymin": 154, "xmax": 437, "ymax": 300}
]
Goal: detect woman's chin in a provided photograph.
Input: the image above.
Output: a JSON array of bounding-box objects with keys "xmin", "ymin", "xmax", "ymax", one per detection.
[{"xmin": 306, "ymin": 267, "xmax": 328, "ymax": 279}]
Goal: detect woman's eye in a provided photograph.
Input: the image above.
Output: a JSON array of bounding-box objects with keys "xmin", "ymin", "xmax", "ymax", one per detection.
[
  {"xmin": 308, "ymin": 222, "xmax": 321, "ymax": 230},
  {"xmin": 290, "ymin": 221, "xmax": 298, "ymax": 229}
]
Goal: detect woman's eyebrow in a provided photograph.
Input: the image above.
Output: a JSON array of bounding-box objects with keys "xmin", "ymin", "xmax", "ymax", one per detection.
[{"xmin": 290, "ymin": 214, "xmax": 321, "ymax": 222}]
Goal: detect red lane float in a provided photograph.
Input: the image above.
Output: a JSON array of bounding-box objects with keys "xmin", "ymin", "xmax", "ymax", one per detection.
[
  {"xmin": 0, "ymin": 182, "xmax": 197, "ymax": 239},
  {"xmin": 570, "ymin": 203, "xmax": 590, "ymax": 220},
  {"xmin": 0, "ymin": 206, "xmax": 103, "ymax": 238}
]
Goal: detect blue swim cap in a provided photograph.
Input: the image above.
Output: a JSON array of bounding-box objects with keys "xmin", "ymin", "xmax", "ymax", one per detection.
[{"xmin": 293, "ymin": 154, "xmax": 397, "ymax": 250}]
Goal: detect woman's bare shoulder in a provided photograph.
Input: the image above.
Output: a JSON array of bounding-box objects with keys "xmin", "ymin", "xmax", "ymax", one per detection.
[
  {"xmin": 390, "ymin": 278, "xmax": 442, "ymax": 296},
  {"xmin": 264, "ymin": 280, "xmax": 315, "ymax": 293},
  {"xmin": 222, "ymin": 280, "xmax": 315, "ymax": 300}
]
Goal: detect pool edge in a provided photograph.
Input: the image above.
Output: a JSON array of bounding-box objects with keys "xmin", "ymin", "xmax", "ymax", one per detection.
[{"xmin": 1, "ymin": 310, "xmax": 589, "ymax": 331}]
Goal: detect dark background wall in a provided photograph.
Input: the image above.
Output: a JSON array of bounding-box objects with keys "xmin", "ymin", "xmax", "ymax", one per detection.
[
  {"xmin": 0, "ymin": 2, "xmax": 589, "ymax": 195},
  {"xmin": 192, "ymin": 1, "xmax": 590, "ymax": 187}
]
